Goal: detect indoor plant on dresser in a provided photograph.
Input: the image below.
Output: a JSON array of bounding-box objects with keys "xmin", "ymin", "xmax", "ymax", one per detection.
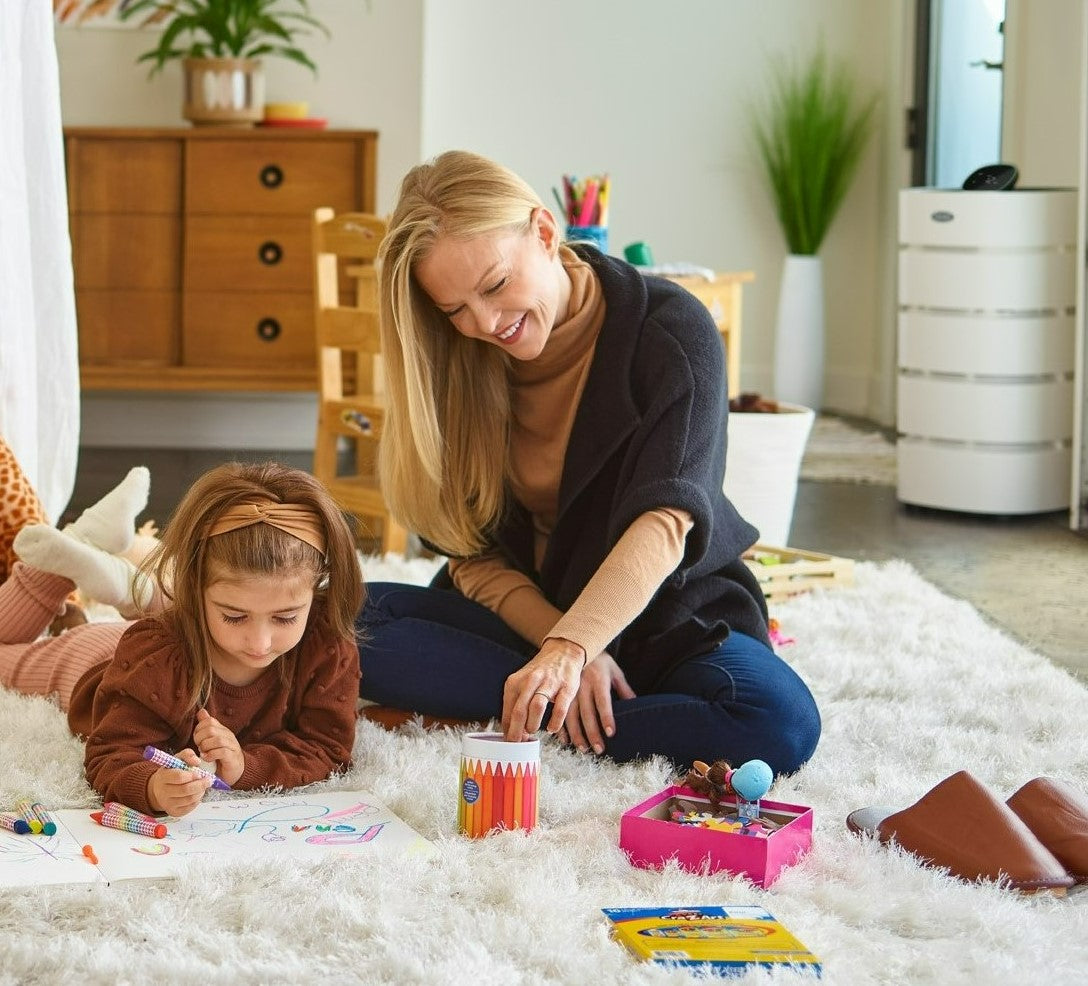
[{"xmin": 117, "ymin": 0, "xmax": 332, "ymax": 125}]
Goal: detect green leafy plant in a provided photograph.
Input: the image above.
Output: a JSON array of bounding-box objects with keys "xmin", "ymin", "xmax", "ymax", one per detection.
[
  {"xmin": 751, "ymin": 49, "xmax": 879, "ymax": 255},
  {"xmin": 117, "ymin": 0, "xmax": 332, "ymax": 74}
]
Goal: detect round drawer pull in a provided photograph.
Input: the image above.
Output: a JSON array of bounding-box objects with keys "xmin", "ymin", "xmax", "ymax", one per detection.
[
  {"xmin": 259, "ymin": 164, "xmax": 284, "ymax": 188},
  {"xmin": 258, "ymin": 241, "xmax": 283, "ymax": 265},
  {"xmin": 256, "ymin": 318, "xmax": 282, "ymax": 341}
]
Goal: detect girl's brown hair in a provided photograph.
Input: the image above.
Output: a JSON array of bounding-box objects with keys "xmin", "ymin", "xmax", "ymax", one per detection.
[{"xmin": 138, "ymin": 462, "xmax": 363, "ymax": 710}]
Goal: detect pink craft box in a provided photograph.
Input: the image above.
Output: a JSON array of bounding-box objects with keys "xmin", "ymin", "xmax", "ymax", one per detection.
[{"xmin": 619, "ymin": 785, "xmax": 813, "ymax": 888}]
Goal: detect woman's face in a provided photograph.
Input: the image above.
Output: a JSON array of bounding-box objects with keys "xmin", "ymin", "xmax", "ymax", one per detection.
[{"xmin": 414, "ymin": 208, "xmax": 570, "ymax": 360}]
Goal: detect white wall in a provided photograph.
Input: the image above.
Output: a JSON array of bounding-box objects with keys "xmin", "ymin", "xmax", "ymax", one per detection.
[
  {"xmin": 59, "ymin": 0, "xmax": 908, "ymax": 447},
  {"xmin": 422, "ymin": 0, "xmax": 905, "ymax": 420}
]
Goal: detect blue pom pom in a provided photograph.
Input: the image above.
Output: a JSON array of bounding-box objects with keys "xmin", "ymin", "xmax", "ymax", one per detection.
[{"xmin": 731, "ymin": 759, "xmax": 773, "ymax": 801}]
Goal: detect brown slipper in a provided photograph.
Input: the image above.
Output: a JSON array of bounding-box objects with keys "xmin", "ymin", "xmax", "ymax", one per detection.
[
  {"xmin": 846, "ymin": 770, "xmax": 1074, "ymax": 894},
  {"xmin": 1007, "ymin": 777, "xmax": 1088, "ymax": 884}
]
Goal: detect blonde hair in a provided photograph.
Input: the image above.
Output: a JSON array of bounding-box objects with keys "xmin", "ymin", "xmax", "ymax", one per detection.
[
  {"xmin": 139, "ymin": 462, "xmax": 363, "ymax": 710},
  {"xmin": 377, "ymin": 150, "xmax": 545, "ymax": 556}
]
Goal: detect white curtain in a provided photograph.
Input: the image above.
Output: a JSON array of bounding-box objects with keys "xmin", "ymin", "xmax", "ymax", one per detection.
[{"xmin": 0, "ymin": 1, "xmax": 80, "ymax": 521}]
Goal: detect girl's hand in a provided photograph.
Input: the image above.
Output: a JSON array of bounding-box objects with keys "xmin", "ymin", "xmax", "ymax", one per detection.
[
  {"xmin": 146, "ymin": 749, "xmax": 212, "ymax": 817},
  {"xmin": 193, "ymin": 709, "xmax": 245, "ymax": 786},
  {"xmin": 502, "ymin": 638, "xmax": 586, "ymax": 741},
  {"xmin": 558, "ymin": 653, "xmax": 637, "ymax": 754}
]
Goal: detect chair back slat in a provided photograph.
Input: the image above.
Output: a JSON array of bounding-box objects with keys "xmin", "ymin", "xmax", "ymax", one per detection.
[{"xmin": 311, "ymin": 207, "xmax": 407, "ymax": 555}]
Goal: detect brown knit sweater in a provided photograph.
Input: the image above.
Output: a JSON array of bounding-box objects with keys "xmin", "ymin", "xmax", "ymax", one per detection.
[
  {"xmin": 449, "ymin": 249, "xmax": 692, "ymax": 662},
  {"xmin": 68, "ymin": 617, "xmax": 360, "ymax": 815}
]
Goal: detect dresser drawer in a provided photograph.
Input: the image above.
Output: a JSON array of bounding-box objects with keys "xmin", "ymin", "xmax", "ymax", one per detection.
[
  {"xmin": 72, "ymin": 215, "xmax": 180, "ymax": 290},
  {"xmin": 76, "ymin": 290, "xmax": 179, "ymax": 365},
  {"xmin": 67, "ymin": 137, "xmax": 182, "ymax": 214},
  {"xmin": 186, "ymin": 216, "xmax": 311, "ymax": 292},
  {"xmin": 183, "ymin": 292, "xmax": 315, "ymax": 369},
  {"xmin": 185, "ymin": 139, "xmax": 360, "ymax": 215}
]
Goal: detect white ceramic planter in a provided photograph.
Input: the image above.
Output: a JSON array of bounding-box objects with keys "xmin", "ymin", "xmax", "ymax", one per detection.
[
  {"xmin": 724, "ymin": 402, "xmax": 815, "ymax": 547},
  {"xmin": 772, "ymin": 255, "xmax": 825, "ymax": 411}
]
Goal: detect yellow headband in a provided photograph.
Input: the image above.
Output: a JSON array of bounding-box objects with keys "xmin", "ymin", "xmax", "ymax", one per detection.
[{"xmin": 204, "ymin": 501, "xmax": 326, "ymax": 556}]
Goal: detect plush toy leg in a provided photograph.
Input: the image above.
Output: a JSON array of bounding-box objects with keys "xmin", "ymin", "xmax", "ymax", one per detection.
[
  {"xmin": 63, "ymin": 466, "xmax": 149, "ymax": 555},
  {"xmin": 13, "ymin": 524, "xmax": 153, "ymax": 616}
]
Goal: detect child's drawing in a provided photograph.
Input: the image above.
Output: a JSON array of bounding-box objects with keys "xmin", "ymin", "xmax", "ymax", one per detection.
[{"xmin": 0, "ymin": 791, "xmax": 434, "ymax": 889}]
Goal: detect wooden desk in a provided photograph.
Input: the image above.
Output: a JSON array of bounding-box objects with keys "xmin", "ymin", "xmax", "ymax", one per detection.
[{"xmin": 667, "ymin": 271, "xmax": 754, "ymax": 397}]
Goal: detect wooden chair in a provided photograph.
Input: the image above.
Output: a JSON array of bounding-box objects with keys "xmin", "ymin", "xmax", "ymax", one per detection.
[{"xmin": 311, "ymin": 207, "xmax": 408, "ymax": 555}]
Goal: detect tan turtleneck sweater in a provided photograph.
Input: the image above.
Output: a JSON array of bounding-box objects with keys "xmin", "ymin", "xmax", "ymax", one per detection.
[{"xmin": 448, "ymin": 249, "xmax": 693, "ymax": 664}]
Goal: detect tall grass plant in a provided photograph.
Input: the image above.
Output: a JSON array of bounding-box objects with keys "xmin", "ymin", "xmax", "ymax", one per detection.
[{"xmin": 752, "ymin": 50, "xmax": 879, "ymax": 255}]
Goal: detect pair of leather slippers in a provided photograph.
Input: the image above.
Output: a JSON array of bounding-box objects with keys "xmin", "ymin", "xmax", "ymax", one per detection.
[{"xmin": 847, "ymin": 771, "xmax": 1088, "ymax": 894}]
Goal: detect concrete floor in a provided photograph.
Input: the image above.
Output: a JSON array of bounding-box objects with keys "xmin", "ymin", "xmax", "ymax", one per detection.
[
  {"xmin": 68, "ymin": 448, "xmax": 1088, "ymax": 683},
  {"xmin": 790, "ymin": 480, "xmax": 1088, "ymax": 682}
]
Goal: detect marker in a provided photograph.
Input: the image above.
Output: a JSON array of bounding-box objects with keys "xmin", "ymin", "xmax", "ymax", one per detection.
[
  {"xmin": 91, "ymin": 803, "xmax": 168, "ymax": 839},
  {"xmin": 0, "ymin": 812, "xmax": 32, "ymax": 835},
  {"xmin": 82, "ymin": 844, "xmax": 98, "ymax": 865},
  {"xmin": 142, "ymin": 745, "xmax": 231, "ymax": 791},
  {"xmin": 14, "ymin": 798, "xmax": 57, "ymax": 836}
]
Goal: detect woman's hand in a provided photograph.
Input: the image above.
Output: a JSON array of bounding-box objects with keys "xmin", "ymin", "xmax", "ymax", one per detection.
[
  {"xmin": 558, "ymin": 652, "xmax": 637, "ymax": 754},
  {"xmin": 193, "ymin": 709, "xmax": 245, "ymax": 786},
  {"xmin": 145, "ymin": 748, "xmax": 212, "ymax": 817},
  {"xmin": 502, "ymin": 637, "xmax": 586, "ymax": 741}
]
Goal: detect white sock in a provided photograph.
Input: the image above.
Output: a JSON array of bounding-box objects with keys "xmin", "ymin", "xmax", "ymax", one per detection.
[
  {"xmin": 64, "ymin": 466, "xmax": 150, "ymax": 555},
  {"xmin": 13, "ymin": 524, "xmax": 154, "ymax": 614}
]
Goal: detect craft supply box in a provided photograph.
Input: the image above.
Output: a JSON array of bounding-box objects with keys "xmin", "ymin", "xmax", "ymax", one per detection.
[{"xmin": 619, "ymin": 785, "xmax": 813, "ymax": 888}]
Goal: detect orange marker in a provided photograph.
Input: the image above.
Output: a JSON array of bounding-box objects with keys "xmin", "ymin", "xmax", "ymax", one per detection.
[{"xmin": 81, "ymin": 844, "xmax": 98, "ymax": 865}]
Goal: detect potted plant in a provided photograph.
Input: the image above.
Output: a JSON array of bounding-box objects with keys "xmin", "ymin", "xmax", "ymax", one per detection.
[
  {"xmin": 750, "ymin": 48, "xmax": 878, "ymax": 410},
  {"xmin": 72, "ymin": 1, "xmax": 333, "ymax": 125}
]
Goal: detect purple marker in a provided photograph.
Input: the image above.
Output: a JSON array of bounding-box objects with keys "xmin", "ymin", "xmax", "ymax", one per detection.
[{"xmin": 142, "ymin": 745, "xmax": 231, "ymax": 791}]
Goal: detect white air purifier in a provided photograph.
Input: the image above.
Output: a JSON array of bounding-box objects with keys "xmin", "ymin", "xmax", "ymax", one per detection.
[{"xmin": 896, "ymin": 188, "xmax": 1076, "ymax": 514}]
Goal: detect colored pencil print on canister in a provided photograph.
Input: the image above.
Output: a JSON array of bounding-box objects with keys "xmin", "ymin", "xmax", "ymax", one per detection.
[{"xmin": 458, "ymin": 732, "xmax": 540, "ymax": 837}]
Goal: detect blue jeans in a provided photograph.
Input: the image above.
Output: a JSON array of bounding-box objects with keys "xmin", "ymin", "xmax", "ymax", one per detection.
[{"xmin": 357, "ymin": 582, "xmax": 821, "ymax": 775}]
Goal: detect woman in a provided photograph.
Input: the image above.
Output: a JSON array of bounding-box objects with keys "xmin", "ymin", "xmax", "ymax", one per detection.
[{"xmin": 358, "ymin": 150, "xmax": 820, "ymax": 775}]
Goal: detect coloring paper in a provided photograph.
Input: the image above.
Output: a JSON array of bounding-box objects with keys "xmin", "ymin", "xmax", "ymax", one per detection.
[{"xmin": 0, "ymin": 791, "xmax": 435, "ymax": 888}]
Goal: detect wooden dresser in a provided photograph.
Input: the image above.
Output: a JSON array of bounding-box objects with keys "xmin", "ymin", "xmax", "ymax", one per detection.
[{"xmin": 64, "ymin": 127, "xmax": 378, "ymax": 392}]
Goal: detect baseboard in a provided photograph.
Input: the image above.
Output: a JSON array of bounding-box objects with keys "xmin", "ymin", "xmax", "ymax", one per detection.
[{"xmin": 80, "ymin": 393, "xmax": 319, "ymax": 450}]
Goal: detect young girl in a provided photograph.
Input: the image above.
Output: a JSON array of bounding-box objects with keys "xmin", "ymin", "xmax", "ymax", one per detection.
[{"xmin": 1, "ymin": 462, "xmax": 363, "ymax": 817}]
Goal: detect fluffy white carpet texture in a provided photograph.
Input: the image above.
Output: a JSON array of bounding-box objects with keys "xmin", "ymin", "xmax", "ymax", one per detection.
[{"xmin": 1, "ymin": 554, "xmax": 1086, "ymax": 985}]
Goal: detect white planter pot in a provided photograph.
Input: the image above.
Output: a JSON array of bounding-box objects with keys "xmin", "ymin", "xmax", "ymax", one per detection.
[
  {"xmin": 773, "ymin": 254, "xmax": 825, "ymax": 411},
  {"xmin": 724, "ymin": 402, "xmax": 815, "ymax": 546}
]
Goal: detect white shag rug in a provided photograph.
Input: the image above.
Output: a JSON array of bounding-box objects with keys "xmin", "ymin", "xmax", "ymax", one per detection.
[
  {"xmin": 800, "ymin": 416, "xmax": 898, "ymax": 486},
  {"xmin": 2, "ymin": 554, "xmax": 1087, "ymax": 986}
]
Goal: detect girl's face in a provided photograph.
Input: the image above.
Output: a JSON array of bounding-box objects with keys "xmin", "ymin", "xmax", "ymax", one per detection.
[
  {"xmin": 203, "ymin": 571, "xmax": 315, "ymax": 686},
  {"xmin": 414, "ymin": 208, "xmax": 572, "ymax": 360}
]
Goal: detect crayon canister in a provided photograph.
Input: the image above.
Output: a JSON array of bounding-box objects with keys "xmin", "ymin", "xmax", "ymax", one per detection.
[{"xmin": 458, "ymin": 732, "xmax": 540, "ymax": 837}]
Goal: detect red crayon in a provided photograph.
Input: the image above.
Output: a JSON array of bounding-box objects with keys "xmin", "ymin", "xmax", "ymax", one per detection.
[{"xmin": 91, "ymin": 804, "xmax": 168, "ymax": 839}]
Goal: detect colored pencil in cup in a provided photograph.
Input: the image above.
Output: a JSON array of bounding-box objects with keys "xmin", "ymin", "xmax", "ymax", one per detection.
[{"xmin": 143, "ymin": 745, "xmax": 231, "ymax": 790}]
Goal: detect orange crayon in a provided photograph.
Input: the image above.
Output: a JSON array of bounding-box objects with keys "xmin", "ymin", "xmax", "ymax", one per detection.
[{"xmin": 502, "ymin": 764, "xmax": 515, "ymax": 829}]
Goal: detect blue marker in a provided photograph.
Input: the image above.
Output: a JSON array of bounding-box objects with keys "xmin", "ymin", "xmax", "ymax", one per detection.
[
  {"xmin": 0, "ymin": 812, "xmax": 32, "ymax": 835},
  {"xmin": 143, "ymin": 745, "xmax": 232, "ymax": 791}
]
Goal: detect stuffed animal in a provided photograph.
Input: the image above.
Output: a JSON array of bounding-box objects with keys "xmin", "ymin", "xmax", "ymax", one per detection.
[{"xmin": 0, "ymin": 437, "xmax": 87, "ymax": 631}]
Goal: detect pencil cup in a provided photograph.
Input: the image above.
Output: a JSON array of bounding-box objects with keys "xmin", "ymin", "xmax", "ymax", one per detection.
[
  {"xmin": 566, "ymin": 224, "xmax": 609, "ymax": 254},
  {"xmin": 458, "ymin": 732, "xmax": 540, "ymax": 837}
]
